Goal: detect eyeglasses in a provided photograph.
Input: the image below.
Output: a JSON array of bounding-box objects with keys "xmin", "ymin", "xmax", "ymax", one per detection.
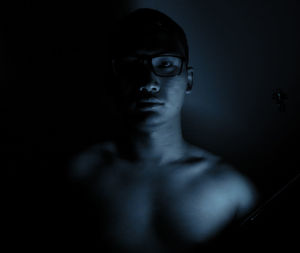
[{"xmin": 112, "ymin": 54, "xmax": 186, "ymax": 77}]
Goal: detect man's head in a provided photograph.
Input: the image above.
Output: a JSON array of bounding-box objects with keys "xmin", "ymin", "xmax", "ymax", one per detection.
[{"xmin": 109, "ymin": 8, "xmax": 193, "ymax": 128}]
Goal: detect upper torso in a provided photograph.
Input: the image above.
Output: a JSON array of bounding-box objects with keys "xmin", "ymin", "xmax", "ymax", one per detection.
[{"xmin": 67, "ymin": 142, "xmax": 256, "ymax": 252}]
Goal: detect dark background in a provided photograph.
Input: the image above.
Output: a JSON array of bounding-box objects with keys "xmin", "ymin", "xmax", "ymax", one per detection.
[{"xmin": 2, "ymin": 0, "xmax": 299, "ymax": 251}]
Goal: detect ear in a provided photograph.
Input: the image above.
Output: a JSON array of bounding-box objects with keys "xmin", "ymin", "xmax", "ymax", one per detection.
[{"xmin": 186, "ymin": 66, "xmax": 194, "ymax": 94}]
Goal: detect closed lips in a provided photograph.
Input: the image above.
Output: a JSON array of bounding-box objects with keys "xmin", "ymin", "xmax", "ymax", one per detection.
[{"xmin": 138, "ymin": 99, "xmax": 164, "ymax": 104}]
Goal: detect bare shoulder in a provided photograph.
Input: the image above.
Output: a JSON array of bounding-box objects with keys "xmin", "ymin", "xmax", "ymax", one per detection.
[
  {"xmin": 185, "ymin": 143, "xmax": 258, "ymax": 218},
  {"xmin": 208, "ymin": 160, "xmax": 258, "ymax": 220},
  {"xmin": 67, "ymin": 141, "xmax": 116, "ymax": 181}
]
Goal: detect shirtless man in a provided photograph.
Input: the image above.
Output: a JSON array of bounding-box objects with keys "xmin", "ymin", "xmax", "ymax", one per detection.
[{"xmin": 68, "ymin": 8, "xmax": 257, "ymax": 252}]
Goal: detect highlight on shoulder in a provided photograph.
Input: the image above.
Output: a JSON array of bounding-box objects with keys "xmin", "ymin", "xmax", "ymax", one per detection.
[
  {"xmin": 67, "ymin": 141, "xmax": 116, "ymax": 182},
  {"xmin": 211, "ymin": 161, "xmax": 258, "ymax": 220}
]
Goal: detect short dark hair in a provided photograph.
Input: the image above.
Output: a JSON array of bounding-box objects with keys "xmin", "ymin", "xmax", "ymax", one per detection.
[{"xmin": 109, "ymin": 8, "xmax": 189, "ymax": 64}]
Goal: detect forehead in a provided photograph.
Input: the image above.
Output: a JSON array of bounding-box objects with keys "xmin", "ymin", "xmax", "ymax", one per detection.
[{"xmin": 116, "ymin": 29, "xmax": 186, "ymax": 58}]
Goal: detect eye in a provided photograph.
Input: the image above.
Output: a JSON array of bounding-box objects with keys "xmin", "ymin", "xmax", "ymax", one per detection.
[{"xmin": 159, "ymin": 61, "xmax": 173, "ymax": 68}]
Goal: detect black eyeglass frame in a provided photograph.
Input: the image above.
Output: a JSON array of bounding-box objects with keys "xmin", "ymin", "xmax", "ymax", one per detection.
[{"xmin": 111, "ymin": 53, "xmax": 187, "ymax": 77}]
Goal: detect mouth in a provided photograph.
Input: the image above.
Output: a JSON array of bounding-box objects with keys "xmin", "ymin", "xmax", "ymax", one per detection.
[
  {"xmin": 138, "ymin": 98, "xmax": 164, "ymax": 104},
  {"xmin": 135, "ymin": 99, "xmax": 164, "ymax": 111}
]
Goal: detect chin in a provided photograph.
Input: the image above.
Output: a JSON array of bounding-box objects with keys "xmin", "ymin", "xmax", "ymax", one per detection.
[{"xmin": 130, "ymin": 111, "xmax": 167, "ymax": 127}]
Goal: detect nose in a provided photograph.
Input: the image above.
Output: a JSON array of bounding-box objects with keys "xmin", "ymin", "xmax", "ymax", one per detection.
[
  {"xmin": 138, "ymin": 71, "xmax": 160, "ymax": 93},
  {"xmin": 139, "ymin": 82, "xmax": 160, "ymax": 93}
]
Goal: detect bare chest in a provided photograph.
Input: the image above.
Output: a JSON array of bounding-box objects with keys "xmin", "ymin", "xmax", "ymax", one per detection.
[{"xmin": 88, "ymin": 163, "xmax": 237, "ymax": 250}]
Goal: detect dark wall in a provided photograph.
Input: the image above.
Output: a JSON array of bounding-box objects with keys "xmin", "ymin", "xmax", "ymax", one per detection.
[{"xmin": 2, "ymin": 1, "xmax": 119, "ymax": 249}]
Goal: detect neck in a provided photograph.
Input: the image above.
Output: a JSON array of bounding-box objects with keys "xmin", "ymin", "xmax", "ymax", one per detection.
[{"xmin": 116, "ymin": 115, "xmax": 187, "ymax": 165}]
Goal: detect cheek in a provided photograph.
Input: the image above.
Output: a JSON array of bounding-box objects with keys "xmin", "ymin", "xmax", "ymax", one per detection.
[
  {"xmin": 119, "ymin": 79, "xmax": 134, "ymax": 96},
  {"xmin": 164, "ymin": 78, "xmax": 187, "ymax": 109},
  {"xmin": 117, "ymin": 79, "xmax": 139, "ymax": 106}
]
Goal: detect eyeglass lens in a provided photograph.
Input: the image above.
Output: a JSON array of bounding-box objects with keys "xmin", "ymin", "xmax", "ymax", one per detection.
[{"xmin": 113, "ymin": 55, "xmax": 183, "ymax": 77}]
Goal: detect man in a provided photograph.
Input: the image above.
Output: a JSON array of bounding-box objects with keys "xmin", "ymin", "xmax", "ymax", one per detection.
[{"xmin": 68, "ymin": 8, "xmax": 257, "ymax": 253}]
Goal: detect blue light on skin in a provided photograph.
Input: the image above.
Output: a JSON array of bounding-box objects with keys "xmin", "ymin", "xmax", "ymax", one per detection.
[{"xmin": 68, "ymin": 9, "xmax": 258, "ymax": 252}]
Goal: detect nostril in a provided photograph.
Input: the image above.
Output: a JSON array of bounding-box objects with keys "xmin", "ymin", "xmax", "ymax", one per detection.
[{"xmin": 139, "ymin": 83, "xmax": 160, "ymax": 93}]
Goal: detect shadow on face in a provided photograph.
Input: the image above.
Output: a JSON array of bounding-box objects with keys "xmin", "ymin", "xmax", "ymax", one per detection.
[{"xmin": 111, "ymin": 32, "xmax": 192, "ymax": 128}]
